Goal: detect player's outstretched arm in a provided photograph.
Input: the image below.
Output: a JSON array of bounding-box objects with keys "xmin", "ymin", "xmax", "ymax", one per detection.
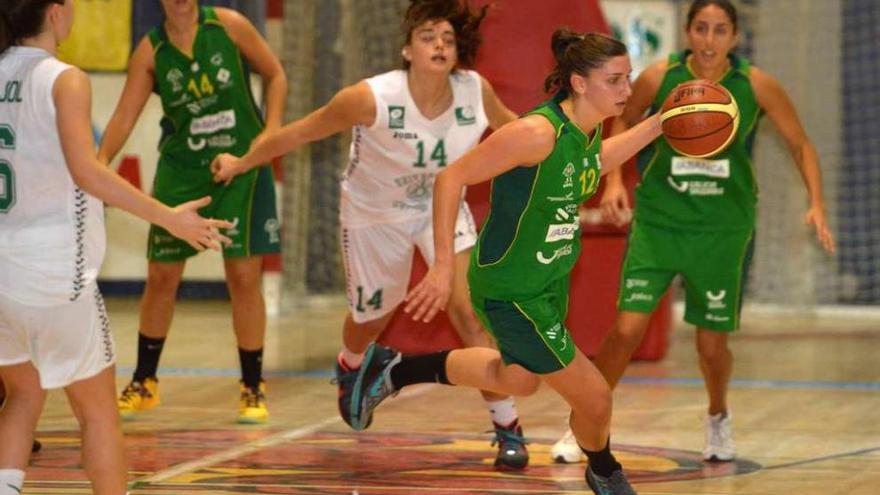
[
  {"xmin": 211, "ymin": 81, "xmax": 375, "ymax": 184},
  {"xmin": 55, "ymin": 68, "xmax": 232, "ymax": 251},
  {"xmin": 752, "ymin": 67, "xmax": 835, "ymax": 254},
  {"xmin": 404, "ymin": 115, "xmax": 555, "ymax": 323},
  {"xmin": 601, "ymin": 113, "xmax": 662, "ymax": 175},
  {"xmin": 97, "ymin": 37, "xmax": 155, "ymax": 165}
]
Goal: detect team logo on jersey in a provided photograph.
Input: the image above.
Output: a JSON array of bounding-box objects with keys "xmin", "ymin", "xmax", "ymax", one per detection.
[
  {"xmin": 210, "ymin": 52, "xmax": 224, "ymax": 66},
  {"xmin": 216, "ymin": 68, "xmax": 231, "ymax": 85},
  {"xmin": 265, "ymin": 219, "xmax": 280, "ymax": 244},
  {"xmin": 668, "ymin": 176, "xmax": 724, "ymax": 196},
  {"xmin": 455, "ymin": 105, "xmax": 476, "ymax": 125},
  {"xmin": 187, "ymin": 137, "xmax": 207, "ymax": 151},
  {"xmin": 226, "ymin": 217, "xmax": 240, "ymax": 237},
  {"xmin": 671, "ymin": 156, "xmax": 730, "ymax": 178},
  {"xmin": 536, "ymin": 244, "xmax": 573, "ymax": 265},
  {"xmin": 544, "ymin": 222, "xmax": 579, "ymax": 243},
  {"xmin": 706, "ymin": 290, "xmax": 727, "ymax": 310},
  {"xmin": 166, "ymin": 68, "xmax": 184, "ymax": 92},
  {"xmin": 562, "ymin": 162, "xmax": 575, "ymax": 188},
  {"xmin": 190, "ymin": 110, "xmax": 236, "ymax": 135},
  {"xmin": 388, "ymin": 106, "xmax": 405, "ymax": 129}
]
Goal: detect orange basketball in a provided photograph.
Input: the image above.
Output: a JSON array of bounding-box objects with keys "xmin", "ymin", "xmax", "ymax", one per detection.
[{"xmin": 660, "ymin": 79, "xmax": 739, "ymax": 158}]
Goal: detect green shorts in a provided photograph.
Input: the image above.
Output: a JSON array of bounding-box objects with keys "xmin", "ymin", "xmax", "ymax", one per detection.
[
  {"xmin": 618, "ymin": 220, "xmax": 753, "ymax": 331},
  {"xmin": 470, "ymin": 276, "xmax": 576, "ymax": 374},
  {"xmin": 147, "ymin": 159, "xmax": 280, "ymax": 261}
]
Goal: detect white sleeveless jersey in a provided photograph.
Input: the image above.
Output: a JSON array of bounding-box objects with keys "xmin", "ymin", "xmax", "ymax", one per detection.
[
  {"xmin": 341, "ymin": 69, "xmax": 488, "ymax": 227},
  {"xmin": 0, "ymin": 47, "xmax": 105, "ymax": 306}
]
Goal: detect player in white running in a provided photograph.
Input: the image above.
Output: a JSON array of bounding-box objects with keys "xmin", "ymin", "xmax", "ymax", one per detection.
[
  {"xmin": 0, "ymin": 2, "xmax": 229, "ymax": 494},
  {"xmin": 211, "ymin": 0, "xmax": 531, "ymax": 470}
]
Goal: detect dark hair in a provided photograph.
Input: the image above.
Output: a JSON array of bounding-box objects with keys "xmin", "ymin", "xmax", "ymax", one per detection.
[
  {"xmin": 544, "ymin": 28, "xmax": 628, "ymax": 94},
  {"xmin": 401, "ymin": 0, "xmax": 488, "ymax": 70},
  {"xmin": 686, "ymin": 0, "xmax": 738, "ymax": 33},
  {"xmin": 0, "ymin": 0, "xmax": 65, "ymax": 55}
]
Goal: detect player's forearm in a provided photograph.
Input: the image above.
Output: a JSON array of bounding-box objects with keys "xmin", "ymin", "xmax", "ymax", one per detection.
[
  {"xmin": 601, "ymin": 114, "xmax": 661, "ymax": 172},
  {"xmin": 432, "ymin": 171, "xmax": 463, "ymax": 268},
  {"xmin": 70, "ymin": 158, "xmax": 172, "ymax": 227},
  {"xmin": 96, "ymin": 112, "xmax": 137, "ymax": 164},
  {"xmin": 794, "ymin": 141, "xmax": 826, "ymax": 208},
  {"xmin": 261, "ymin": 71, "xmax": 287, "ymax": 131}
]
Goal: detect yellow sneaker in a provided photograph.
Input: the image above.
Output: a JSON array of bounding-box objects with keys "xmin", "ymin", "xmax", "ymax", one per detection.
[
  {"xmin": 237, "ymin": 381, "xmax": 268, "ymax": 424},
  {"xmin": 117, "ymin": 378, "xmax": 160, "ymax": 420}
]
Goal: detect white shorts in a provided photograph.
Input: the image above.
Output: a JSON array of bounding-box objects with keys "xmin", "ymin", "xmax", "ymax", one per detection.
[
  {"xmin": 0, "ymin": 284, "xmax": 116, "ymax": 389},
  {"xmin": 341, "ymin": 202, "xmax": 478, "ymax": 323}
]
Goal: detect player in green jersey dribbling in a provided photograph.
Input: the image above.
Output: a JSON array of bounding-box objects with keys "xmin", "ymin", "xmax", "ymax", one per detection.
[
  {"xmin": 552, "ymin": 0, "xmax": 837, "ymax": 465},
  {"xmin": 338, "ymin": 29, "xmax": 663, "ymax": 495},
  {"xmin": 97, "ymin": 0, "xmax": 287, "ymax": 424}
]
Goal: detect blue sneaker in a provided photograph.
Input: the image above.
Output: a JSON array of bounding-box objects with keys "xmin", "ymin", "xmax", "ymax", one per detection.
[
  {"xmin": 333, "ymin": 358, "xmax": 360, "ymax": 429},
  {"xmin": 586, "ymin": 467, "xmax": 637, "ymax": 495},
  {"xmin": 355, "ymin": 343, "xmax": 401, "ymax": 430},
  {"xmin": 491, "ymin": 421, "xmax": 529, "ymax": 470}
]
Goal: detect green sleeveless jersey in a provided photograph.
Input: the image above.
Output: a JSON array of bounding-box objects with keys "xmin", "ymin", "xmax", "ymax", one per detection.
[
  {"xmin": 149, "ymin": 7, "xmax": 264, "ymax": 168},
  {"xmin": 469, "ymin": 93, "xmax": 603, "ymax": 301},
  {"xmin": 635, "ymin": 50, "xmax": 762, "ymax": 230}
]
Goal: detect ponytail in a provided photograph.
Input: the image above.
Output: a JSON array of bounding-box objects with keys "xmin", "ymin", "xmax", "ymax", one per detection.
[{"xmin": 544, "ymin": 28, "xmax": 627, "ymax": 94}]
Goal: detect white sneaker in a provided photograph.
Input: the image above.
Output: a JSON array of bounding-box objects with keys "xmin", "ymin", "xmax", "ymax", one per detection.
[
  {"xmin": 703, "ymin": 412, "xmax": 736, "ymax": 461},
  {"xmin": 551, "ymin": 428, "xmax": 586, "ymax": 464}
]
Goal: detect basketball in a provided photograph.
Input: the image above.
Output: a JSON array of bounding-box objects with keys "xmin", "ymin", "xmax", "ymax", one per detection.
[{"xmin": 659, "ymin": 79, "xmax": 739, "ymax": 158}]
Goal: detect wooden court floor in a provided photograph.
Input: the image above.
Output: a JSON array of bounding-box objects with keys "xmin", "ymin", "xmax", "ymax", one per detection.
[{"xmin": 25, "ymin": 298, "xmax": 880, "ymax": 494}]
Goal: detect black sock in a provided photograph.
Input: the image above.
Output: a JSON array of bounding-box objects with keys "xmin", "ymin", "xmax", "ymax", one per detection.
[
  {"xmin": 389, "ymin": 350, "xmax": 452, "ymax": 389},
  {"xmin": 239, "ymin": 348, "xmax": 264, "ymax": 390},
  {"xmin": 133, "ymin": 333, "xmax": 166, "ymax": 382},
  {"xmin": 581, "ymin": 437, "xmax": 622, "ymax": 477}
]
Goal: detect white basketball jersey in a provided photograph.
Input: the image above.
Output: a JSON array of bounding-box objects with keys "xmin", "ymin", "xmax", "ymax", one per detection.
[
  {"xmin": 0, "ymin": 47, "xmax": 105, "ymax": 306},
  {"xmin": 341, "ymin": 69, "xmax": 488, "ymax": 226}
]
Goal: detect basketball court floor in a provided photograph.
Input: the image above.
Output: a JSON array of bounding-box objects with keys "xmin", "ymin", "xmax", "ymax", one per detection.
[{"xmin": 25, "ymin": 298, "xmax": 880, "ymax": 494}]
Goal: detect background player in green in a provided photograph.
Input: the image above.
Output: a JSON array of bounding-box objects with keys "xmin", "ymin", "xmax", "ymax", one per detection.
[
  {"xmin": 342, "ymin": 30, "xmax": 663, "ymax": 495},
  {"xmin": 551, "ymin": 0, "xmax": 837, "ymax": 464},
  {"xmin": 98, "ymin": 0, "xmax": 287, "ymax": 424}
]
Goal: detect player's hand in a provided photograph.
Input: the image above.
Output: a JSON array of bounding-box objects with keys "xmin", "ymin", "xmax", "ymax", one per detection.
[
  {"xmin": 167, "ymin": 196, "xmax": 233, "ymax": 251},
  {"xmin": 404, "ymin": 263, "xmax": 454, "ymax": 323},
  {"xmin": 600, "ymin": 179, "xmax": 632, "ymax": 226},
  {"xmin": 211, "ymin": 153, "xmax": 245, "ymax": 186},
  {"xmin": 805, "ymin": 203, "xmax": 836, "ymax": 254}
]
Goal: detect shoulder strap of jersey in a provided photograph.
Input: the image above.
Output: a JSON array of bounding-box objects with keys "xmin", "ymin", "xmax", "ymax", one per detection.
[
  {"xmin": 651, "ymin": 50, "xmax": 690, "ymax": 111},
  {"xmin": 525, "ymin": 92, "xmax": 567, "ymax": 140},
  {"xmin": 730, "ymin": 53, "xmax": 751, "ymax": 78},
  {"xmin": 202, "ymin": 6, "xmax": 222, "ymax": 27}
]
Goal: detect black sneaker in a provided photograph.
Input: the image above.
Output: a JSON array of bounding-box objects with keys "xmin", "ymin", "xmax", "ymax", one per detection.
[
  {"xmin": 586, "ymin": 467, "xmax": 638, "ymax": 495},
  {"xmin": 332, "ymin": 358, "xmax": 360, "ymax": 429},
  {"xmin": 491, "ymin": 421, "xmax": 529, "ymax": 470},
  {"xmin": 355, "ymin": 343, "xmax": 401, "ymax": 430}
]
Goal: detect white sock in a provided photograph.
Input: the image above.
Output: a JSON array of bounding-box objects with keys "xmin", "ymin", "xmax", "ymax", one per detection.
[
  {"xmin": 0, "ymin": 469, "xmax": 25, "ymax": 495},
  {"xmin": 340, "ymin": 346, "xmax": 364, "ymax": 370},
  {"xmin": 487, "ymin": 397, "xmax": 518, "ymax": 427}
]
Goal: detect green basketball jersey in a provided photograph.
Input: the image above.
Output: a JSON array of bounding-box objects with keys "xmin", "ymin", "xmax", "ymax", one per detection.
[
  {"xmin": 149, "ymin": 7, "xmax": 264, "ymax": 168},
  {"xmin": 469, "ymin": 92, "xmax": 603, "ymax": 301},
  {"xmin": 635, "ymin": 50, "xmax": 762, "ymax": 230}
]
